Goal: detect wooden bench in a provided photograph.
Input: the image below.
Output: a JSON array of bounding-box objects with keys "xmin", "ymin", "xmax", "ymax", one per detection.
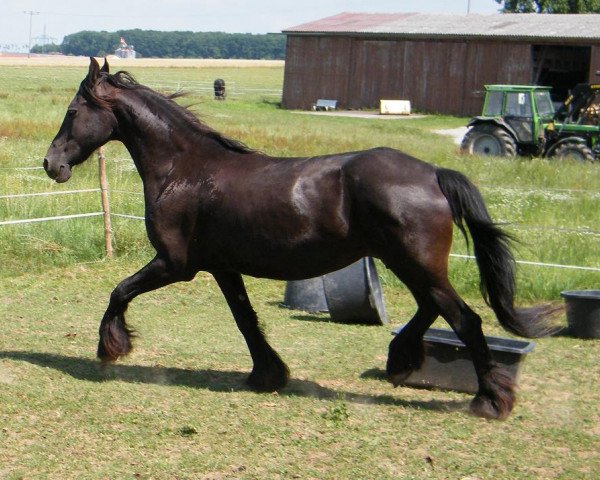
[{"xmin": 312, "ymin": 99, "xmax": 338, "ymax": 111}]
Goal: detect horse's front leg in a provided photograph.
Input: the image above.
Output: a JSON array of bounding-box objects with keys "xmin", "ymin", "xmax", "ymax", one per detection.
[
  {"xmin": 213, "ymin": 271, "xmax": 290, "ymax": 392},
  {"xmin": 98, "ymin": 255, "xmax": 192, "ymax": 362}
]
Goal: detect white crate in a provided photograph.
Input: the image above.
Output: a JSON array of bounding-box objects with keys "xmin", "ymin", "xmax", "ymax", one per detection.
[{"xmin": 380, "ymin": 99, "xmax": 411, "ymax": 115}]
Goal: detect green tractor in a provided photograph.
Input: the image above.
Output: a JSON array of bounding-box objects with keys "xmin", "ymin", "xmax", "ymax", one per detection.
[{"xmin": 461, "ymin": 84, "xmax": 600, "ymax": 162}]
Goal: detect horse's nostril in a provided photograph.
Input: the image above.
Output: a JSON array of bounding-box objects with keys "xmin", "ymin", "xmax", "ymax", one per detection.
[{"xmin": 43, "ymin": 158, "xmax": 49, "ymax": 171}]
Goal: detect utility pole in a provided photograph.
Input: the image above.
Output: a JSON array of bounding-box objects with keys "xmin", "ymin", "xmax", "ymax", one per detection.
[
  {"xmin": 24, "ymin": 10, "xmax": 40, "ymax": 58},
  {"xmin": 34, "ymin": 25, "xmax": 56, "ymax": 54},
  {"xmin": 467, "ymin": 0, "xmax": 472, "ymax": 13}
]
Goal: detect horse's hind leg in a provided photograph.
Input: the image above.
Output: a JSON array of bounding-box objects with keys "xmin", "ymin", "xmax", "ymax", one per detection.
[
  {"xmin": 387, "ymin": 297, "xmax": 438, "ymax": 387},
  {"xmin": 432, "ymin": 288, "xmax": 516, "ymax": 420},
  {"xmin": 213, "ymin": 271, "xmax": 290, "ymax": 392},
  {"xmin": 385, "ymin": 262, "xmax": 514, "ymax": 419}
]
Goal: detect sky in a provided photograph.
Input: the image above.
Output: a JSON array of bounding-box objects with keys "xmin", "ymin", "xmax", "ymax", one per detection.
[{"xmin": 1, "ymin": 0, "xmax": 501, "ymax": 52}]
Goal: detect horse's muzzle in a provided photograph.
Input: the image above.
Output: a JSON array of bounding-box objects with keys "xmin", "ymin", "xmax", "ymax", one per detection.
[{"xmin": 43, "ymin": 158, "xmax": 72, "ymax": 183}]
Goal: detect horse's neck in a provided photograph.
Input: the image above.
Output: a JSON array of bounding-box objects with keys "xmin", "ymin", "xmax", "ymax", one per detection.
[
  {"xmin": 115, "ymin": 94, "xmax": 177, "ymax": 195},
  {"xmin": 114, "ymin": 91, "xmax": 242, "ymax": 199}
]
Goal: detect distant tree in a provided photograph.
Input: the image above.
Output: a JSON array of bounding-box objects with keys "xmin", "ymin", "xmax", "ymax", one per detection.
[
  {"xmin": 55, "ymin": 30, "xmax": 286, "ymax": 59},
  {"xmin": 61, "ymin": 31, "xmax": 119, "ymax": 56},
  {"xmin": 495, "ymin": 0, "xmax": 600, "ymax": 12},
  {"xmin": 31, "ymin": 43, "xmax": 61, "ymax": 54}
]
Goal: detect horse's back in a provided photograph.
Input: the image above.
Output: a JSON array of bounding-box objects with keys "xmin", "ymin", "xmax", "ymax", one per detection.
[
  {"xmin": 342, "ymin": 146, "xmax": 438, "ymax": 183},
  {"xmin": 340, "ymin": 147, "xmax": 446, "ymax": 211}
]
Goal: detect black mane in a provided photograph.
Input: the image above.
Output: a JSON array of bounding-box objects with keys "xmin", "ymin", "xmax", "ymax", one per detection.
[{"xmin": 81, "ymin": 70, "xmax": 254, "ymax": 155}]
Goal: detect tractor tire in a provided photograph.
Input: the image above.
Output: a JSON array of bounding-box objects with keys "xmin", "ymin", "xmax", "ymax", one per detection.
[
  {"xmin": 461, "ymin": 124, "xmax": 517, "ymax": 158},
  {"xmin": 551, "ymin": 142, "xmax": 595, "ymax": 163}
]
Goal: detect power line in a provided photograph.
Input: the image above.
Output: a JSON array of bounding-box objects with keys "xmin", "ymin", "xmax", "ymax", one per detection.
[
  {"xmin": 33, "ymin": 24, "xmax": 57, "ymax": 52},
  {"xmin": 23, "ymin": 10, "xmax": 40, "ymax": 58},
  {"xmin": 35, "ymin": 10, "xmax": 197, "ymax": 20}
]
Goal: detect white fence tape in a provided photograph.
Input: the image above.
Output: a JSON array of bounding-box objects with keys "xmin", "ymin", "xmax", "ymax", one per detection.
[
  {"xmin": 482, "ymin": 184, "xmax": 600, "ymax": 197},
  {"xmin": 507, "ymin": 224, "xmax": 600, "ymax": 237},
  {"xmin": 1, "ymin": 187, "xmax": 598, "ymax": 273},
  {"xmin": 0, "ymin": 212, "xmax": 103, "ymax": 226},
  {"xmin": 111, "ymin": 213, "xmax": 145, "ymax": 220},
  {"xmin": 146, "ymin": 80, "xmax": 282, "ymax": 98},
  {"xmin": 450, "ymin": 254, "xmax": 600, "ymax": 272},
  {"xmin": 0, "ymin": 189, "xmax": 100, "ymax": 199}
]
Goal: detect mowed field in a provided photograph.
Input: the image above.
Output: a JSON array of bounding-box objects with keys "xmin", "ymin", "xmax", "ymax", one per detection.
[
  {"xmin": 0, "ymin": 54, "xmax": 284, "ymax": 68},
  {"xmin": 0, "ymin": 56, "xmax": 598, "ymax": 479}
]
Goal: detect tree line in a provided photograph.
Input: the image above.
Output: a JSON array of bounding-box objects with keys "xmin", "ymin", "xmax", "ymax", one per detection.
[
  {"xmin": 495, "ymin": 0, "xmax": 600, "ymax": 12},
  {"xmin": 32, "ymin": 30, "xmax": 286, "ymax": 59}
]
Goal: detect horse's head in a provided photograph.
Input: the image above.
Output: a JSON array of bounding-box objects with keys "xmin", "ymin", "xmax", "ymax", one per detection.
[{"xmin": 43, "ymin": 57, "xmax": 118, "ymax": 183}]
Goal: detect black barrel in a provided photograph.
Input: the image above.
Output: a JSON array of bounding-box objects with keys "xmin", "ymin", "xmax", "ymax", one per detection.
[
  {"xmin": 281, "ymin": 257, "xmax": 387, "ymax": 325},
  {"xmin": 323, "ymin": 257, "xmax": 387, "ymax": 325},
  {"xmin": 213, "ymin": 79, "xmax": 226, "ymax": 100},
  {"xmin": 561, "ymin": 290, "xmax": 600, "ymax": 339},
  {"xmin": 282, "ymin": 277, "xmax": 328, "ymax": 313}
]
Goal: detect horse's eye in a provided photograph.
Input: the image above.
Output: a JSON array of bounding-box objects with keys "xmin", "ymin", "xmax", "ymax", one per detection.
[{"xmin": 67, "ymin": 109, "xmax": 77, "ymax": 117}]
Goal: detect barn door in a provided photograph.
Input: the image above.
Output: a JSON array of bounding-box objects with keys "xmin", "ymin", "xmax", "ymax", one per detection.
[{"xmin": 532, "ymin": 45, "xmax": 591, "ymax": 102}]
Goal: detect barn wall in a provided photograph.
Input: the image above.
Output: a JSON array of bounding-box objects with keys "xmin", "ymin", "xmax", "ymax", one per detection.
[
  {"xmin": 345, "ymin": 39, "xmax": 471, "ymax": 114},
  {"xmin": 461, "ymin": 42, "xmax": 532, "ymax": 115},
  {"xmin": 283, "ymin": 35, "xmax": 534, "ymax": 116},
  {"xmin": 400, "ymin": 40, "xmax": 471, "ymax": 115},
  {"xmin": 346, "ymin": 39, "xmax": 406, "ymax": 109},
  {"xmin": 282, "ymin": 36, "xmax": 352, "ymax": 110}
]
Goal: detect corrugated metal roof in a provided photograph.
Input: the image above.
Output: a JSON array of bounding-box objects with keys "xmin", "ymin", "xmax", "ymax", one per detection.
[{"xmin": 283, "ymin": 12, "xmax": 600, "ymax": 41}]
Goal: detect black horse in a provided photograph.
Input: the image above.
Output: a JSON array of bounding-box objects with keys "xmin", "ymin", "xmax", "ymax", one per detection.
[{"xmin": 43, "ymin": 58, "xmax": 556, "ymax": 419}]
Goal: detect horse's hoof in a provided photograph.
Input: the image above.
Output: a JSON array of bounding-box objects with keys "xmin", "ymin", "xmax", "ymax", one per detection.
[
  {"xmin": 470, "ymin": 367, "xmax": 515, "ymax": 420},
  {"xmin": 386, "ymin": 370, "xmax": 412, "ymax": 388},
  {"xmin": 97, "ymin": 356, "xmax": 118, "ymax": 367},
  {"xmin": 97, "ymin": 342, "xmax": 119, "ymax": 363},
  {"xmin": 246, "ymin": 373, "xmax": 288, "ymax": 393},
  {"xmin": 470, "ymin": 395, "xmax": 510, "ymax": 420},
  {"xmin": 386, "ymin": 339, "xmax": 425, "ymax": 388},
  {"xmin": 246, "ymin": 363, "xmax": 290, "ymax": 392}
]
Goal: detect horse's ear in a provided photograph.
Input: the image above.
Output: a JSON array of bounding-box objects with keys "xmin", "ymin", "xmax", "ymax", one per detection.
[
  {"xmin": 101, "ymin": 58, "xmax": 110, "ymax": 74},
  {"xmin": 87, "ymin": 57, "xmax": 101, "ymax": 84}
]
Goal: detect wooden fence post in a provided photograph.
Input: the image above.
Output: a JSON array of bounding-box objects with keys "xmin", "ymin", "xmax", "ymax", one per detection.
[{"xmin": 97, "ymin": 146, "xmax": 113, "ymax": 259}]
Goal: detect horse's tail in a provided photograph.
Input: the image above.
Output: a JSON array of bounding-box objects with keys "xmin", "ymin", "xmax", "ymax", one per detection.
[{"xmin": 436, "ymin": 167, "xmax": 558, "ymax": 338}]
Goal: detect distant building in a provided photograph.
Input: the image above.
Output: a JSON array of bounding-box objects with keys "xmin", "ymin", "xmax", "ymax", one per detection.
[{"xmin": 114, "ymin": 37, "xmax": 136, "ymax": 59}]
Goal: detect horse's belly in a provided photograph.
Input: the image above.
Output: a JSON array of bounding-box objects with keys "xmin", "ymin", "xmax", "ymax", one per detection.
[{"xmin": 191, "ymin": 235, "xmax": 366, "ymax": 281}]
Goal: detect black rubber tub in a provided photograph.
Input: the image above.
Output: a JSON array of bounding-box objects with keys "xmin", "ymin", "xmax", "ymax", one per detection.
[
  {"xmin": 282, "ymin": 257, "xmax": 387, "ymax": 325},
  {"xmin": 281, "ymin": 276, "xmax": 328, "ymax": 314},
  {"xmin": 391, "ymin": 326, "xmax": 535, "ymax": 393},
  {"xmin": 560, "ymin": 290, "xmax": 600, "ymax": 339}
]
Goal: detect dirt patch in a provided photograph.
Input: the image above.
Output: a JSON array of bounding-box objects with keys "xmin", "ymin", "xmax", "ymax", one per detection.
[
  {"xmin": 0, "ymin": 54, "xmax": 283, "ymax": 68},
  {"xmin": 434, "ymin": 127, "xmax": 468, "ymax": 145},
  {"xmin": 292, "ymin": 110, "xmax": 425, "ymax": 120}
]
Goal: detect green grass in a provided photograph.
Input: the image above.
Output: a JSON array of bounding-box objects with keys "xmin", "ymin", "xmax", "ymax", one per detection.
[
  {"xmin": 1, "ymin": 260, "xmax": 598, "ymax": 479},
  {"xmin": 0, "ymin": 63, "xmax": 599, "ymax": 479},
  {"xmin": 1, "ymin": 64, "xmax": 598, "ymax": 297}
]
